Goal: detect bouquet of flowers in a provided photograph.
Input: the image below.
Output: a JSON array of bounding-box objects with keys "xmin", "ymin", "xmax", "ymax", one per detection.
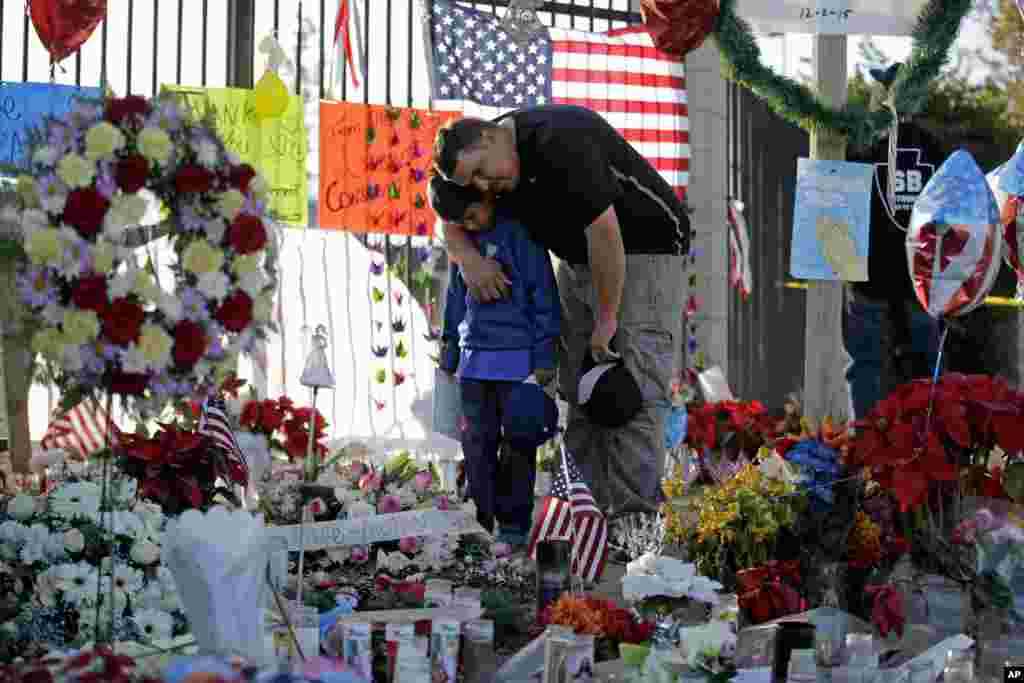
[
  {"xmin": 0, "ymin": 480, "xmax": 187, "ymax": 663},
  {"xmin": 952, "ymin": 507, "xmax": 1024, "ymax": 624},
  {"xmin": 237, "ymin": 394, "xmax": 329, "ymax": 462},
  {"xmin": 536, "ymin": 593, "xmax": 655, "ymax": 660},
  {"xmin": 685, "ymin": 399, "xmax": 777, "ymax": 462}
]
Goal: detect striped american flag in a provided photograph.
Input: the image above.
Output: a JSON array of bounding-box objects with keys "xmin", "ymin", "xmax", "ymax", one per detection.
[
  {"xmin": 428, "ymin": 0, "xmax": 689, "ymax": 199},
  {"xmin": 527, "ymin": 447, "xmax": 608, "ymax": 583},
  {"xmin": 40, "ymin": 399, "xmax": 118, "ymax": 459},
  {"xmin": 198, "ymin": 397, "xmax": 249, "ymax": 478}
]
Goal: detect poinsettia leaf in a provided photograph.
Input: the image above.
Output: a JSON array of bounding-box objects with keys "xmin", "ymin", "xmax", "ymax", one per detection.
[
  {"xmin": 992, "ymin": 415, "xmax": 1024, "ymax": 452},
  {"xmin": 888, "ymin": 423, "xmax": 915, "ymax": 452},
  {"xmin": 890, "ymin": 466, "xmax": 930, "ymax": 511}
]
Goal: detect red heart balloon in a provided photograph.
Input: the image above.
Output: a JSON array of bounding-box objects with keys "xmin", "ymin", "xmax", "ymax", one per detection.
[
  {"xmin": 641, "ymin": 0, "xmax": 720, "ymax": 58},
  {"xmin": 29, "ymin": 0, "xmax": 107, "ymax": 65}
]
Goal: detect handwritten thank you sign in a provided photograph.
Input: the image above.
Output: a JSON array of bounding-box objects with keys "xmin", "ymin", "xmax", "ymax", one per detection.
[
  {"xmin": 163, "ymin": 85, "xmax": 308, "ymax": 226},
  {"xmin": 0, "ymin": 82, "xmax": 102, "ymax": 173},
  {"xmin": 319, "ymin": 100, "xmax": 460, "ymax": 235},
  {"xmin": 269, "ymin": 509, "xmax": 487, "ymax": 551}
]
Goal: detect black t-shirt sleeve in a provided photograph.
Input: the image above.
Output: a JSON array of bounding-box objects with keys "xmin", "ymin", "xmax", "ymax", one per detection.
[{"xmin": 533, "ymin": 128, "xmax": 624, "ymax": 230}]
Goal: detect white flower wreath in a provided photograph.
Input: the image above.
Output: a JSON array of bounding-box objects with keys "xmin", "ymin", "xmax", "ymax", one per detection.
[{"xmin": 15, "ymin": 94, "xmax": 279, "ymax": 411}]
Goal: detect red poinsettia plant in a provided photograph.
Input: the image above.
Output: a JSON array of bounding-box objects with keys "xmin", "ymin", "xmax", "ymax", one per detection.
[
  {"xmin": 736, "ymin": 560, "xmax": 804, "ymax": 625},
  {"xmin": 847, "ymin": 374, "xmax": 1024, "ymax": 512},
  {"xmin": 686, "ymin": 399, "xmax": 777, "ymax": 457},
  {"xmin": 117, "ymin": 422, "xmax": 248, "ymax": 515},
  {"xmin": 239, "ymin": 394, "xmax": 329, "ymax": 460}
]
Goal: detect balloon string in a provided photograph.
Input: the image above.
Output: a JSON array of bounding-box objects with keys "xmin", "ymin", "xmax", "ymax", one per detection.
[{"xmin": 921, "ymin": 319, "xmax": 949, "ymax": 453}]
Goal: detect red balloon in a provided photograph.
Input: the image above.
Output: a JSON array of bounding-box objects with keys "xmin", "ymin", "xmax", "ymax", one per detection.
[
  {"xmin": 29, "ymin": 0, "xmax": 107, "ymax": 65},
  {"xmin": 641, "ymin": 0, "xmax": 720, "ymax": 58}
]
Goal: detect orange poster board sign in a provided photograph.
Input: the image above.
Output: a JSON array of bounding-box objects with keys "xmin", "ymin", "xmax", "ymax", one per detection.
[{"xmin": 319, "ymin": 101, "xmax": 461, "ymax": 235}]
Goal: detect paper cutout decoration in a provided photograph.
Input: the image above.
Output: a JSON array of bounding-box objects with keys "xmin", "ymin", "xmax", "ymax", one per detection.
[
  {"xmin": 908, "ymin": 150, "xmax": 1002, "ymax": 318},
  {"xmin": 790, "ymin": 158, "xmax": 873, "ymax": 281},
  {"xmin": 0, "ymin": 82, "xmax": 103, "ymax": 173},
  {"xmin": 987, "ymin": 160, "xmax": 1024, "ymax": 287},
  {"xmin": 319, "ymin": 101, "xmax": 460, "ymax": 235},
  {"xmin": 163, "ymin": 85, "xmax": 308, "ymax": 226},
  {"xmin": 29, "ymin": 0, "xmax": 107, "ymax": 65}
]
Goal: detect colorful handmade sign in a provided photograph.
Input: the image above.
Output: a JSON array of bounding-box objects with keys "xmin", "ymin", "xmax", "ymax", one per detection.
[
  {"xmin": 790, "ymin": 158, "xmax": 873, "ymax": 281},
  {"xmin": 991, "ymin": 141, "xmax": 1024, "ymax": 286},
  {"xmin": 908, "ymin": 150, "xmax": 1002, "ymax": 318},
  {"xmin": 0, "ymin": 82, "xmax": 102, "ymax": 172},
  {"xmin": 319, "ymin": 101, "xmax": 460, "ymax": 235},
  {"xmin": 162, "ymin": 85, "xmax": 308, "ymax": 226}
]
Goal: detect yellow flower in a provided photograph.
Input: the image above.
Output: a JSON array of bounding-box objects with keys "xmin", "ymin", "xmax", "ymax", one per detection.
[
  {"xmin": 182, "ymin": 239, "xmax": 225, "ymax": 275},
  {"xmin": 138, "ymin": 324, "xmax": 173, "ymax": 366},
  {"xmin": 32, "ymin": 328, "xmax": 66, "ymax": 360},
  {"xmin": 133, "ymin": 270, "xmax": 160, "ymax": 301},
  {"xmin": 138, "ymin": 127, "xmax": 173, "ymax": 165},
  {"xmin": 232, "ymin": 253, "xmax": 262, "ymax": 275},
  {"xmin": 16, "ymin": 175, "xmax": 40, "ymax": 208},
  {"xmin": 56, "ymin": 153, "xmax": 95, "ymax": 189},
  {"xmin": 217, "ymin": 189, "xmax": 246, "ymax": 220},
  {"xmin": 84, "ymin": 121, "xmax": 125, "ymax": 160},
  {"xmin": 253, "ymin": 291, "xmax": 274, "ymax": 322},
  {"xmin": 62, "ymin": 310, "xmax": 101, "ymax": 346},
  {"xmin": 92, "ymin": 241, "xmax": 116, "ymax": 274},
  {"xmin": 26, "ymin": 228, "xmax": 63, "ymax": 265}
]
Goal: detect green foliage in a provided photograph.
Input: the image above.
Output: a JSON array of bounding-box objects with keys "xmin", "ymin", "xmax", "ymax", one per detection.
[{"xmin": 713, "ymin": 0, "xmax": 972, "ymax": 148}]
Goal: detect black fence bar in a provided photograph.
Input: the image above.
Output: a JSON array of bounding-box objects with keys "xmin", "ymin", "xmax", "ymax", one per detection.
[
  {"xmin": 126, "ymin": 0, "xmax": 135, "ymax": 93},
  {"xmin": 386, "ymin": 0, "xmax": 393, "ymax": 105},
  {"xmin": 100, "ymin": 6, "xmax": 108, "ymax": 87},
  {"xmin": 1, "ymin": 0, "xmax": 5, "ymax": 78},
  {"xmin": 176, "ymin": 0, "xmax": 184, "ymax": 85},
  {"xmin": 319, "ymin": 0, "xmax": 327, "ymax": 98},
  {"xmin": 363, "ymin": 0, "xmax": 370, "ymax": 104},
  {"xmin": 295, "ymin": 1, "xmax": 303, "ymax": 96},
  {"xmin": 21, "ymin": 11, "xmax": 29, "ymax": 82},
  {"xmin": 152, "ymin": 0, "xmax": 160, "ymax": 94},
  {"xmin": 201, "ymin": 0, "xmax": 209, "ymax": 86}
]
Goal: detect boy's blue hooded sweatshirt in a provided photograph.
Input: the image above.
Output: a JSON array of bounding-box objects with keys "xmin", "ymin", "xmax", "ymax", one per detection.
[{"xmin": 440, "ymin": 215, "xmax": 560, "ymax": 377}]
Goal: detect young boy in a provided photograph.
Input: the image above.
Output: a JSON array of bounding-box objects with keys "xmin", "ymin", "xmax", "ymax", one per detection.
[{"xmin": 430, "ymin": 175, "xmax": 560, "ymax": 549}]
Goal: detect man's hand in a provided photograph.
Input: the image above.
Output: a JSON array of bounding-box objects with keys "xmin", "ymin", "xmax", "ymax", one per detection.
[
  {"xmin": 461, "ymin": 251, "xmax": 511, "ymax": 302},
  {"xmin": 590, "ymin": 315, "xmax": 620, "ymax": 363}
]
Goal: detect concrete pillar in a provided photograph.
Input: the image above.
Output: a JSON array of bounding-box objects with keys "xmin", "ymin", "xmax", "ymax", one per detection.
[{"xmin": 684, "ymin": 40, "xmax": 730, "ymax": 378}]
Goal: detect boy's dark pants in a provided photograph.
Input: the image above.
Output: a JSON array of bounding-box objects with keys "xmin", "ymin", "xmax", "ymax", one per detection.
[{"xmin": 459, "ymin": 379, "xmax": 546, "ymax": 543}]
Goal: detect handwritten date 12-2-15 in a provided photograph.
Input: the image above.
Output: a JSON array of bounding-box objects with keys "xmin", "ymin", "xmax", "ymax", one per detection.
[{"xmin": 800, "ymin": 7, "xmax": 853, "ymax": 19}]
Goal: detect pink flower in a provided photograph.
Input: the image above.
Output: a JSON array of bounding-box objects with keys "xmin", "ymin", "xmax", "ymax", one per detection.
[
  {"xmin": 359, "ymin": 472, "xmax": 382, "ymax": 492},
  {"xmin": 349, "ymin": 460, "xmax": 368, "ymax": 481},
  {"xmin": 413, "ymin": 470, "xmax": 433, "ymax": 493},
  {"xmin": 350, "ymin": 546, "xmax": 370, "ymax": 564},
  {"xmin": 975, "ymin": 509, "xmax": 997, "ymax": 532},
  {"xmin": 435, "ymin": 496, "xmax": 450, "ymax": 511},
  {"xmin": 378, "ymin": 494, "xmax": 402, "ymax": 514},
  {"xmin": 399, "ymin": 536, "xmax": 421, "ymax": 554}
]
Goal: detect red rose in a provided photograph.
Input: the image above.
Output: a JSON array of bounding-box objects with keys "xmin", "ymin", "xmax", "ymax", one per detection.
[
  {"xmin": 63, "ymin": 188, "xmax": 110, "ymax": 238},
  {"xmin": 226, "ymin": 214, "xmax": 267, "ymax": 254},
  {"xmin": 172, "ymin": 320, "xmax": 208, "ymax": 368},
  {"xmin": 101, "ymin": 298, "xmax": 145, "ymax": 345},
  {"xmin": 105, "ymin": 96, "xmax": 150, "ymax": 125},
  {"xmin": 174, "ymin": 165, "xmax": 215, "ymax": 194},
  {"xmin": 214, "ymin": 291, "xmax": 253, "ymax": 332},
  {"xmin": 116, "ymin": 155, "xmax": 150, "ymax": 193},
  {"xmin": 107, "ymin": 371, "xmax": 148, "ymax": 396},
  {"xmin": 228, "ymin": 164, "xmax": 256, "ymax": 194},
  {"xmin": 71, "ymin": 275, "xmax": 109, "ymax": 312}
]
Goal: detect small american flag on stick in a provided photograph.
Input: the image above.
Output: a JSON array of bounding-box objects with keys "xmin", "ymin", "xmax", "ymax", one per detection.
[
  {"xmin": 198, "ymin": 397, "xmax": 248, "ymax": 481},
  {"xmin": 527, "ymin": 446, "xmax": 608, "ymax": 583},
  {"xmin": 40, "ymin": 399, "xmax": 119, "ymax": 459}
]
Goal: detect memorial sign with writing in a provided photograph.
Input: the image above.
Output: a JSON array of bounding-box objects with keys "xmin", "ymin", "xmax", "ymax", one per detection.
[
  {"xmin": 163, "ymin": 85, "xmax": 308, "ymax": 226},
  {"xmin": 268, "ymin": 509, "xmax": 488, "ymax": 552},
  {"xmin": 735, "ymin": 0, "xmax": 927, "ymax": 36},
  {"xmin": 319, "ymin": 100, "xmax": 460, "ymax": 235},
  {"xmin": 0, "ymin": 82, "xmax": 103, "ymax": 174}
]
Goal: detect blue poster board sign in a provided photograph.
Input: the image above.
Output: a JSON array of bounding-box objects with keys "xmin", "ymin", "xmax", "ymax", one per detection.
[{"xmin": 0, "ymin": 82, "xmax": 103, "ymax": 174}]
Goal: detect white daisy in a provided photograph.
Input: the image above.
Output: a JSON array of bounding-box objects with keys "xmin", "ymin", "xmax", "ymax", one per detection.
[
  {"xmin": 20, "ymin": 524, "xmax": 52, "ymax": 564},
  {"xmin": 48, "ymin": 481, "xmax": 102, "ymax": 520},
  {"xmin": 132, "ymin": 609, "xmax": 173, "ymax": 641},
  {"xmin": 108, "ymin": 565, "xmax": 145, "ymax": 599},
  {"xmin": 57, "ymin": 562, "xmax": 98, "ymax": 606}
]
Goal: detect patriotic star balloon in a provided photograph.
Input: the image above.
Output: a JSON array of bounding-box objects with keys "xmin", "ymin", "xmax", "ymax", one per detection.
[
  {"xmin": 907, "ymin": 149, "xmax": 1002, "ymax": 318},
  {"xmin": 990, "ymin": 141, "xmax": 1024, "ymax": 286}
]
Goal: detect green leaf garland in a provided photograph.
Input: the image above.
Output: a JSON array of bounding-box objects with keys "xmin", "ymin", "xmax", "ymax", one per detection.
[{"xmin": 712, "ymin": 0, "xmax": 971, "ymax": 148}]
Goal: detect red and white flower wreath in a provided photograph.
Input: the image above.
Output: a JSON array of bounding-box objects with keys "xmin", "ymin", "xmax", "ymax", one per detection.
[{"xmin": 16, "ymin": 94, "xmax": 279, "ymax": 412}]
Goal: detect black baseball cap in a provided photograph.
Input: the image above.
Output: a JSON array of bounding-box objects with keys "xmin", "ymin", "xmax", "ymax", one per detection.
[
  {"xmin": 428, "ymin": 174, "xmax": 482, "ymax": 223},
  {"xmin": 577, "ymin": 352, "xmax": 642, "ymax": 428}
]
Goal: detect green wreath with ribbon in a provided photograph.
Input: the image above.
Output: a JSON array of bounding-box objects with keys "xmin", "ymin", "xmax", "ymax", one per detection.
[{"xmin": 712, "ymin": 0, "xmax": 973, "ymax": 149}]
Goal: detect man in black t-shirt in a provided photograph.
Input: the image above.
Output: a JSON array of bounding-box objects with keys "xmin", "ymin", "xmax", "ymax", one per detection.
[
  {"xmin": 844, "ymin": 68, "xmax": 944, "ymax": 419},
  {"xmin": 433, "ymin": 104, "xmax": 691, "ymax": 517}
]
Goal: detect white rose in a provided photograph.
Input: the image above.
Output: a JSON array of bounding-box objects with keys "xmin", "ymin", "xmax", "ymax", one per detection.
[
  {"xmin": 63, "ymin": 528, "xmax": 85, "ymax": 554},
  {"xmin": 7, "ymin": 495, "xmax": 36, "ymax": 521},
  {"xmin": 130, "ymin": 540, "xmax": 160, "ymax": 565}
]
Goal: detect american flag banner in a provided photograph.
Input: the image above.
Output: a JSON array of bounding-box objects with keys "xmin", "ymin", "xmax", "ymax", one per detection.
[
  {"xmin": 428, "ymin": 0, "xmax": 689, "ymax": 200},
  {"xmin": 198, "ymin": 397, "xmax": 249, "ymax": 479},
  {"xmin": 40, "ymin": 399, "xmax": 118, "ymax": 459},
  {"xmin": 527, "ymin": 446, "xmax": 608, "ymax": 583}
]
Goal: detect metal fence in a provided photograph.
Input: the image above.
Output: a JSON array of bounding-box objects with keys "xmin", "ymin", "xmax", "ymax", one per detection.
[{"xmin": 725, "ymin": 81, "xmax": 810, "ymax": 413}]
